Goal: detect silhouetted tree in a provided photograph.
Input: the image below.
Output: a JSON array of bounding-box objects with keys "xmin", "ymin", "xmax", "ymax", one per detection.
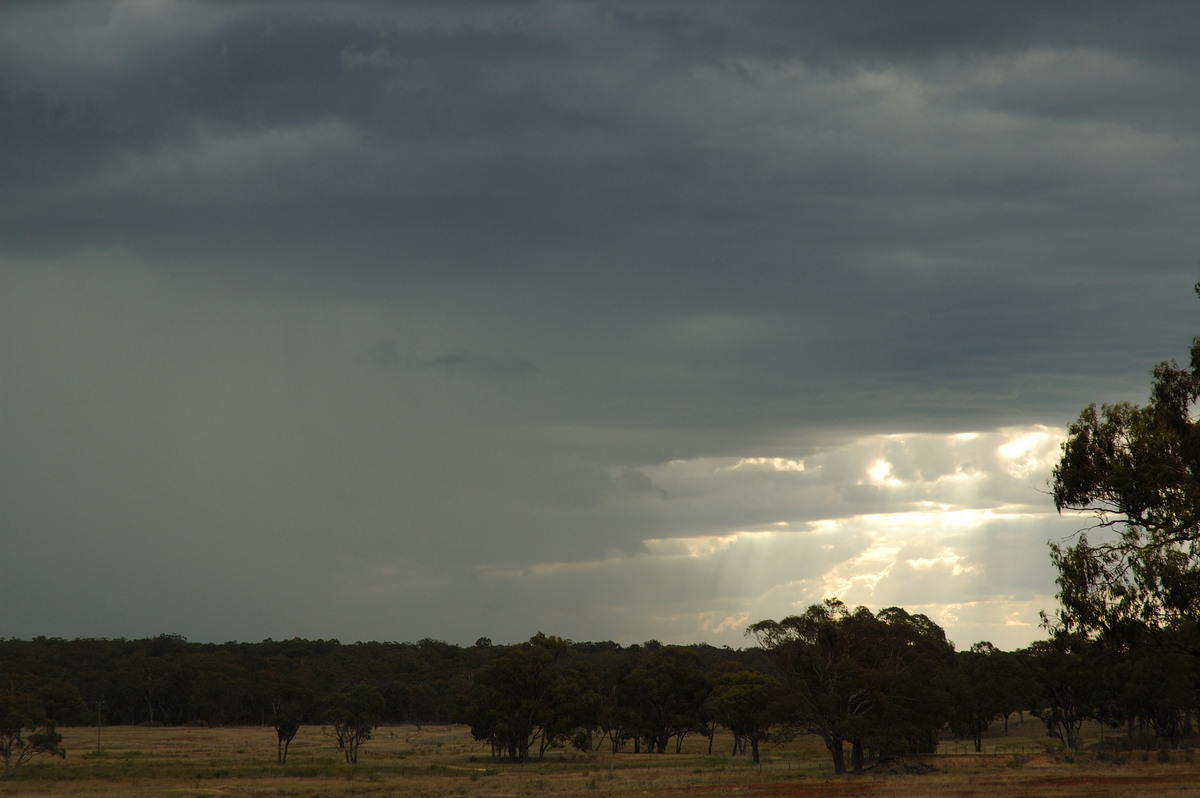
[
  {"xmin": 621, "ymin": 647, "xmax": 711, "ymax": 754},
  {"xmin": 1052, "ymin": 285, "xmax": 1200, "ymax": 640},
  {"xmin": 0, "ymin": 694, "xmax": 64, "ymax": 778},
  {"xmin": 1025, "ymin": 633, "xmax": 1105, "ymax": 750},
  {"xmin": 750, "ymin": 599, "xmax": 953, "ymax": 773},
  {"xmin": 460, "ymin": 633, "xmax": 599, "ymax": 763},
  {"xmin": 950, "ymin": 642, "xmax": 1007, "ymax": 752},
  {"xmin": 705, "ymin": 671, "xmax": 784, "ymax": 763},
  {"xmin": 324, "ymin": 683, "xmax": 384, "ymax": 764}
]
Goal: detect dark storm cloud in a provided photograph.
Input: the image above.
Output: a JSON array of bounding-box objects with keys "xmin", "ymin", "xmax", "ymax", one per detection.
[
  {"xmin": 3, "ymin": 1, "xmax": 1200, "ymax": 647},
  {"xmin": 369, "ymin": 338, "xmax": 538, "ymax": 379}
]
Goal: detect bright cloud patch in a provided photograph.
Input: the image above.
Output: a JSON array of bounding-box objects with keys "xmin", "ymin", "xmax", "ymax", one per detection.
[
  {"xmin": 725, "ymin": 457, "xmax": 807, "ymax": 472},
  {"xmin": 997, "ymin": 428, "xmax": 1062, "ymax": 479},
  {"xmin": 866, "ymin": 458, "xmax": 904, "ymax": 486},
  {"xmin": 489, "ymin": 426, "xmax": 1071, "ymax": 651},
  {"xmin": 907, "ymin": 547, "xmax": 976, "ymax": 576}
]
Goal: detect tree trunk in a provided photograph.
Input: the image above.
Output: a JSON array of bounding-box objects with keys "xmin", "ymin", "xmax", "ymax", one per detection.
[
  {"xmin": 828, "ymin": 740, "xmax": 846, "ymax": 775},
  {"xmin": 850, "ymin": 738, "xmax": 864, "ymax": 772}
]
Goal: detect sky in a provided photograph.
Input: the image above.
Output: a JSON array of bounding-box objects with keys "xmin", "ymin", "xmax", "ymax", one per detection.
[{"xmin": 3, "ymin": 1, "xmax": 1200, "ymax": 653}]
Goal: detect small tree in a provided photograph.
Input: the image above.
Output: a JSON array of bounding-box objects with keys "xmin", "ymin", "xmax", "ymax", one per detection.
[
  {"xmin": 1118, "ymin": 642, "xmax": 1195, "ymax": 747},
  {"xmin": 270, "ymin": 694, "xmax": 307, "ymax": 765},
  {"xmin": 324, "ymin": 683, "xmax": 383, "ymax": 764},
  {"xmin": 705, "ymin": 671, "xmax": 784, "ymax": 763},
  {"xmin": 0, "ymin": 695, "xmax": 65, "ymax": 778},
  {"xmin": 256, "ymin": 668, "xmax": 316, "ymax": 765},
  {"xmin": 1025, "ymin": 634, "xmax": 1103, "ymax": 750},
  {"xmin": 949, "ymin": 643, "xmax": 1007, "ymax": 752}
]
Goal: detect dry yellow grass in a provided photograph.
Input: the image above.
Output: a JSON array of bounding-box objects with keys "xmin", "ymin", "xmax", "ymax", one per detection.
[{"xmin": 2, "ymin": 718, "xmax": 1199, "ymax": 797}]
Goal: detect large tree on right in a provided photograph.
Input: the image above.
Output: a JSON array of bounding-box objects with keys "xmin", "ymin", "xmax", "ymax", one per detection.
[{"xmin": 1051, "ymin": 286, "xmax": 1200, "ymax": 640}]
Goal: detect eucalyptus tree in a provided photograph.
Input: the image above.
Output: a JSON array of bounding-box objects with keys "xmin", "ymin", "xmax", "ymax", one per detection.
[
  {"xmin": 1024, "ymin": 634, "xmax": 1107, "ymax": 751},
  {"xmin": 1051, "ymin": 285, "xmax": 1200, "ymax": 641},
  {"xmin": 704, "ymin": 670, "xmax": 784, "ymax": 763},
  {"xmin": 620, "ymin": 646, "xmax": 712, "ymax": 754},
  {"xmin": 0, "ymin": 694, "xmax": 64, "ymax": 778},
  {"xmin": 324, "ymin": 683, "xmax": 384, "ymax": 764},
  {"xmin": 749, "ymin": 599, "xmax": 954, "ymax": 774},
  {"xmin": 262, "ymin": 670, "xmax": 315, "ymax": 765},
  {"xmin": 949, "ymin": 643, "xmax": 1008, "ymax": 752},
  {"xmin": 460, "ymin": 633, "xmax": 600, "ymax": 763}
]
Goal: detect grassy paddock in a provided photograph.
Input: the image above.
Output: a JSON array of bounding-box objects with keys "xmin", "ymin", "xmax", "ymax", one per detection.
[{"xmin": 3, "ymin": 717, "xmax": 1200, "ymax": 797}]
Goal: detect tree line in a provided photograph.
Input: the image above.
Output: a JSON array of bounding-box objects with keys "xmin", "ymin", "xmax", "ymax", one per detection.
[{"xmin": 6, "ymin": 609, "xmax": 1200, "ymax": 775}]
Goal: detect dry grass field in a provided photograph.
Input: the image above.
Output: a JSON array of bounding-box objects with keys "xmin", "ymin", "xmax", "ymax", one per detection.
[{"xmin": 4, "ymin": 717, "xmax": 1200, "ymax": 797}]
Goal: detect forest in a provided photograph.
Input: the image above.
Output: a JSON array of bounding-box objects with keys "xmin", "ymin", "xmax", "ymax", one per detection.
[{"xmin": 0, "ymin": 606, "xmax": 1195, "ymax": 777}]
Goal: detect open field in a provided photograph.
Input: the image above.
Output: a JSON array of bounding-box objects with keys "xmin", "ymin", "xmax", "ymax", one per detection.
[{"xmin": 4, "ymin": 718, "xmax": 1200, "ymax": 797}]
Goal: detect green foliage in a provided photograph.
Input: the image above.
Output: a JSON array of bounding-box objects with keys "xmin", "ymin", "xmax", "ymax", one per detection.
[
  {"xmin": 263, "ymin": 674, "xmax": 314, "ymax": 764},
  {"xmin": 0, "ymin": 694, "xmax": 65, "ymax": 777},
  {"xmin": 620, "ymin": 647, "xmax": 711, "ymax": 754},
  {"xmin": 324, "ymin": 683, "xmax": 384, "ymax": 764},
  {"xmin": 1046, "ymin": 285, "xmax": 1200, "ymax": 744},
  {"xmin": 460, "ymin": 633, "xmax": 600, "ymax": 763},
  {"xmin": 748, "ymin": 599, "xmax": 955, "ymax": 774},
  {"xmin": 1024, "ymin": 633, "xmax": 1108, "ymax": 750},
  {"xmin": 948, "ymin": 642, "xmax": 1015, "ymax": 752},
  {"xmin": 704, "ymin": 671, "xmax": 783, "ymax": 763},
  {"xmin": 7, "ymin": 623, "xmax": 1173, "ymax": 768},
  {"xmin": 1051, "ymin": 298, "xmax": 1200, "ymax": 638},
  {"xmin": 1120, "ymin": 648, "xmax": 1194, "ymax": 746}
]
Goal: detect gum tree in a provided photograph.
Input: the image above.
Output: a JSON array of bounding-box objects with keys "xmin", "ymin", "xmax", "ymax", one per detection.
[
  {"xmin": 704, "ymin": 670, "xmax": 784, "ymax": 763},
  {"xmin": 324, "ymin": 683, "xmax": 384, "ymax": 764},
  {"xmin": 749, "ymin": 599, "xmax": 953, "ymax": 774},
  {"xmin": 0, "ymin": 695, "xmax": 65, "ymax": 778},
  {"xmin": 460, "ymin": 633, "xmax": 600, "ymax": 763},
  {"xmin": 620, "ymin": 647, "xmax": 711, "ymax": 754},
  {"xmin": 1051, "ymin": 285, "xmax": 1200, "ymax": 640}
]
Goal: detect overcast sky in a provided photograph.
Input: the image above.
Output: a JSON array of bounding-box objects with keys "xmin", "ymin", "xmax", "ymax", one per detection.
[{"xmin": 3, "ymin": 1, "xmax": 1200, "ymax": 652}]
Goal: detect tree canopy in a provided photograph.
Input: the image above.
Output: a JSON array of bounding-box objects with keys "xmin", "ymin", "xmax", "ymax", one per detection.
[
  {"xmin": 460, "ymin": 633, "xmax": 601, "ymax": 763},
  {"xmin": 0, "ymin": 694, "xmax": 65, "ymax": 778},
  {"xmin": 1051, "ymin": 285, "xmax": 1200, "ymax": 640},
  {"xmin": 324, "ymin": 683, "xmax": 384, "ymax": 764},
  {"xmin": 748, "ymin": 599, "xmax": 954, "ymax": 774}
]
